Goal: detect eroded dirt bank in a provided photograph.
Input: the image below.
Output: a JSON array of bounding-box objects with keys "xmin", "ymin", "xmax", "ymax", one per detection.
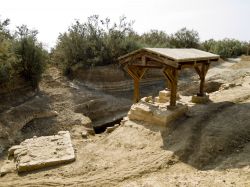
[
  {"xmin": 1, "ymin": 58, "xmax": 250, "ymax": 186},
  {"xmin": 0, "ymin": 64, "xmax": 166, "ymax": 153}
]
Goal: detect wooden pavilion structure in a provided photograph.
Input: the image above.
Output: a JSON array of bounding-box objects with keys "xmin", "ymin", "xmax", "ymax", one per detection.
[{"xmin": 118, "ymin": 48, "xmax": 220, "ymax": 107}]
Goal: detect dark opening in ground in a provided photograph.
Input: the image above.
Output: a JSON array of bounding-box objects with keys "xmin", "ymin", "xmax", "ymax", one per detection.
[{"xmin": 94, "ymin": 117, "xmax": 123, "ymax": 134}]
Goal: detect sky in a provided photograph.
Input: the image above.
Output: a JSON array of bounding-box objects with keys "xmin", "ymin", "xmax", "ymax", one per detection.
[{"xmin": 0, "ymin": 0, "xmax": 249, "ymax": 49}]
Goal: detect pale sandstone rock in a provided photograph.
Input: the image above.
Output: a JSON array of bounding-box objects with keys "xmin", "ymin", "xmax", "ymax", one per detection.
[
  {"xmin": 128, "ymin": 101, "xmax": 188, "ymax": 126},
  {"xmin": 155, "ymin": 89, "xmax": 180, "ymax": 103},
  {"xmin": 191, "ymin": 94, "xmax": 210, "ymax": 104},
  {"xmin": 105, "ymin": 124, "xmax": 119, "ymax": 133},
  {"xmin": 81, "ymin": 130, "xmax": 88, "ymax": 138},
  {"xmin": 120, "ymin": 117, "xmax": 129, "ymax": 125},
  {"xmin": 0, "ymin": 160, "xmax": 16, "ymax": 176},
  {"xmin": 159, "ymin": 89, "xmax": 171, "ymax": 98},
  {"xmin": 154, "ymin": 96, "xmax": 170, "ymax": 103},
  {"xmin": 141, "ymin": 96, "xmax": 153, "ymax": 103},
  {"xmin": 86, "ymin": 128, "xmax": 95, "ymax": 135},
  {"xmin": 7, "ymin": 131, "xmax": 75, "ymax": 173}
]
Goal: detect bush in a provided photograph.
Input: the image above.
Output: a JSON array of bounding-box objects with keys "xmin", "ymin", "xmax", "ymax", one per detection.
[
  {"xmin": 52, "ymin": 14, "xmax": 250, "ymax": 74},
  {"xmin": 0, "ymin": 19, "xmax": 47, "ymax": 88},
  {"xmin": 52, "ymin": 15, "xmax": 140, "ymax": 74},
  {"xmin": 0, "ymin": 18, "xmax": 16, "ymax": 85},
  {"xmin": 139, "ymin": 30, "xmax": 170, "ymax": 47},
  {"xmin": 202, "ymin": 38, "xmax": 246, "ymax": 58},
  {"xmin": 169, "ymin": 27, "xmax": 200, "ymax": 48}
]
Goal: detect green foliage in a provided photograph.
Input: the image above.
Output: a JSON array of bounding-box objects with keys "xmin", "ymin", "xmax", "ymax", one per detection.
[
  {"xmin": 240, "ymin": 41, "xmax": 250, "ymax": 56},
  {"xmin": 0, "ymin": 18, "xmax": 12, "ymax": 39},
  {"xmin": 139, "ymin": 30, "xmax": 170, "ymax": 47},
  {"xmin": 51, "ymin": 15, "xmax": 250, "ymax": 74},
  {"xmin": 52, "ymin": 24, "xmax": 202, "ymax": 74},
  {"xmin": 169, "ymin": 27, "xmax": 200, "ymax": 48},
  {"xmin": 0, "ymin": 18, "xmax": 16, "ymax": 85},
  {"xmin": 52, "ymin": 15, "xmax": 140, "ymax": 74},
  {"xmin": 0, "ymin": 19, "xmax": 47, "ymax": 88},
  {"xmin": 202, "ymin": 38, "xmax": 246, "ymax": 58},
  {"xmin": 14, "ymin": 25, "xmax": 46, "ymax": 87}
]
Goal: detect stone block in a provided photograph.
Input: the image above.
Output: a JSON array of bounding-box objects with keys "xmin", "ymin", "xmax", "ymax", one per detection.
[
  {"xmin": 155, "ymin": 89, "xmax": 180, "ymax": 103},
  {"xmin": 105, "ymin": 124, "xmax": 119, "ymax": 133},
  {"xmin": 6, "ymin": 131, "xmax": 75, "ymax": 173},
  {"xmin": 155, "ymin": 96, "xmax": 170, "ymax": 103},
  {"xmin": 141, "ymin": 96, "xmax": 154, "ymax": 104},
  {"xmin": 159, "ymin": 89, "xmax": 171, "ymax": 98},
  {"xmin": 81, "ymin": 130, "xmax": 88, "ymax": 138},
  {"xmin": 191, "ymin": 94, "xmax": 210, "ymax": 104},
  {"xmin": 0, "ymin": 160, "xmax": 16, "ymax": 176},
  {"xmin": 128, "ymin": 102, "xmax": 188, "ymax": 126}
]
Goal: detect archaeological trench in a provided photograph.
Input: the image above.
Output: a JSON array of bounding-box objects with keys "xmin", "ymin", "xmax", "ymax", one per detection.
[{"xmin": 0, "ymin": 49, "xmax": 250, "ymax": 186}]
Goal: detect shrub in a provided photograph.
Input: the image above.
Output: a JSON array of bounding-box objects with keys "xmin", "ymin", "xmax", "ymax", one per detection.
[
  {"xmin": 52, "ymin": 14, "xmax": 250, "ymax": 74},
  {"xmin": 0, "ymin": 19, "xmax": 47, "ymax": 89},
  {"xmin": 51, "ymin": 15, "xmax": 140, "ymax": 74},
  {"xmin": 169, "ymin": 27, "xmax": 200, "ymax": 48},
  {"xmin": 15, "ymin": 25, "xmax": 47, "ymax": 87},
  {"xmin": 139, "ymin": 30, "xmax": 170, "ymax": 47},
  {"xmin": 0, "ymin": 18, "xmax": 16, "ymax": 85},
  {"xmin": 202, "ymin": 38, "xmax": 246, "ymax": 58}
]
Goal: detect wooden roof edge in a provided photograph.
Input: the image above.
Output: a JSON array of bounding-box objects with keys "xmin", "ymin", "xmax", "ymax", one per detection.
[
  {"xmin": 118, "ymin": 48, "xmax": 220, "ymax": 62},
  {"xmin": 177, "ymin": 56, "xmax": 220, "ymax": 63},
  {"xmin": 118, "ymin": 48, "xmax": 176, "ymax": 61},
  {"xmin": 146, "ymin": 48, "xmax": 220, "ymax": 62},
  {"xmin": 118, "ymin": 48, "xmax": 145, "ymax": 61}
]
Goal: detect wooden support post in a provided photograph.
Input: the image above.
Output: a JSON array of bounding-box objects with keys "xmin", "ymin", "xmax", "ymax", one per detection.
[
  {"xmin": 194, "ymin": 63, "xmax": 210, "ymax": 96},
  {"xmin": 164, "ymin": 75, "xmax": 171, "ymax": 89},
  {"xmin": 199, "ymin": 64, "xmax": 205, "ymax": 96},
  {"xmin": 163, "ymin": 68, "xmax": 178, "ymax": 107},
  {"xmin": 133, "ymin": 79, "xmax": 140, "ymax": 103},
  {"xmin": 125, "ymin": 65, "xmax": 147, "ymax": 103},
  {"xmin": 170, "ymin": 69, "xmax": 178, "ymax": 107}
]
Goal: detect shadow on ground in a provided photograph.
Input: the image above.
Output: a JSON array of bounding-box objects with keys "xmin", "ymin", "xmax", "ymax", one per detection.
[{"xmin": 158, "ymin": 101, "xmax": 250, "ymax": 170}]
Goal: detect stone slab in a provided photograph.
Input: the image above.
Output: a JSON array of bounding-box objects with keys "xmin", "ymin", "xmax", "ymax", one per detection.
[
  {"xmin": 191, "ymin": 94, "xmax": 210, "ymax": 104},
  {"xmin": 159, "ymin": 90, "xmax": 171, "ymax": 98},
  {"xmin": 155, "ymin": 89, "xmax": 180, "ymax": 103},
  {"xmin": 0, "ymin": 160, "xmax": 16, "ymax": 176},
  {"xmin": 155, "ymin": 96, "xmax": 170, "ymax": 103},
  {"xmin": 128, "ymin": 101, "xmax": 188, "ymax": 126},
  {"xmin": 8, "ymin": 131, "xmax": 75, "ymax": 172}
]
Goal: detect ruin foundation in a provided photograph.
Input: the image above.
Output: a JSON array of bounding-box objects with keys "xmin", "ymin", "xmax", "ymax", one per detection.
[
  {"xmin": 128, "ymin": 98, "xmax": 188, "ymax": 126},
  {"xmin": 5, "ymin": 131, "xmax": 75, "ymax": 173},
  {"xmin": 191, "ymin": 94, "xmax": 210, "ymax": 104}
]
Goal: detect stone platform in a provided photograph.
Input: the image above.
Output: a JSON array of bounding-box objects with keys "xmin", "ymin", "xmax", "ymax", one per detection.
[
  {"xmin": 191, "ymin": 94, "xmax": 210, "ymax": 104},
  {"xmin": 128, "ymin": 98, "xmax": 188, "ymax": 126},
  {"xmin": 6, "ymin": 131, "xmax": 75, "ymax": 173}
]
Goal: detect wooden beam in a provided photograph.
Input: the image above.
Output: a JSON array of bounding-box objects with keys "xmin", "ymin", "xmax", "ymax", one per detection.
[
  {"xmin": 125, "ymin": 65, "xmax": 139, "ymax": 81},
  {"xmin": 142, "ymin": 55, "xmax": 146, "ymax": 65},
  {"xmin": 144, "ymin": 54, "xmax": 178, "ymax": 68},
  {"xmin": 119, "ymin": 53, "xmax": 143, "ymax": 65},
  {"xmin": 124, "ymin": 65, "xmax": 148, "ymax": 102},
  {"xmin": 194, "ymin": 63, "xmax": 210, "ymax": 96},
  {"xmin": 163, "ymin": 68, "xmax": 178, "ymax": 107},
  {"xmin": 127, "ymin": 65, "xmax": 147, "ymax": 79},
  {"xmin": 133, "ymin": 79, "xmax": 139, "ymax": 103},
  {"xmin": 132, "ymin": 64, "xmax": 163, "ymax": 69}
]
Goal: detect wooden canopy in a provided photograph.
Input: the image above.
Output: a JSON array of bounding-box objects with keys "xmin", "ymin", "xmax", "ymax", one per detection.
[{"xmin": 118, "ymin": 48, "xmax": 220, "ymax": 107}]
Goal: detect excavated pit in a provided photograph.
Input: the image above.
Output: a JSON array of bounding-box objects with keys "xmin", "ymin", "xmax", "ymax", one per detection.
[
  {"xmin": 1, "ymin": 59, "xmax": 250, "ymax": 186},
  {"xmin": 94, "ymin": 117, "xmax": 123, "ymax": 134}
]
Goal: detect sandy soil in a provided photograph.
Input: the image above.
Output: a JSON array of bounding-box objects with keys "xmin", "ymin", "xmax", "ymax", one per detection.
[{"xmin": 0, "ymin": 59, "xmax": 250, "ymax": 186}]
